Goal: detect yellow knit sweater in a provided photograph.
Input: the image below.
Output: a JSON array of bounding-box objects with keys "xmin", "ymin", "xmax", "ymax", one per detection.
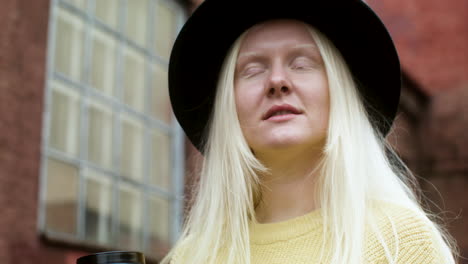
[{"xmin": 172, "ymin": 203, "xmax": 447, "ymax": 263}]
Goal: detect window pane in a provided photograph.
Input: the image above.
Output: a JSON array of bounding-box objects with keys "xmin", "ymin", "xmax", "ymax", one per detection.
[
  {"xmin": 147, "ymin": 195, "xmax": 170, "ymax": 258},
  {"xmin": 95, "ymin": 0, "xmax": 119, "ymax": 29},
  {"xmin": 49, "ymin": 82, "xmax": 81, "ymax": 157},
  {"xmin": 90, "ymin": 29, "xmax": 117, "ymax": 97},
  {"xmin": 88, "ymin": 100, "xmax": 113, "ymax": 169},
  {"xmin": 45, "ymin": 158, "xmax": 79, "ymax": 235},
  {"xmin": 54, "ymin": 8, "xmax": 85, "ymax": 81},
  {"xmin": 155, "ymin": 1, "xmax": 177, "ymax": 60},
  {"xmin": 84, "ymin": 170, "xmax": 112, "ymax": 244},
  {"xmin": 123, "ymin": 48, "xmax": 146, "ymax": 112},
  {"xmin": 126, "ymin": 0, "xmax": 149, "ymax": 47},
  {"xmin": 152, "ymin": 64, "xmax": 171, "ymax": 123},
  {"xmin": 118, "ymin": 184, "xmax": 143, "ymax": 250},
  {"xmin": 64, "ymin": 0, "xmax": 87, "ymax": 9},
  {"xmin": 121, "ymin": 116, "xmax": 144, "ymax": 181},
  {"xmin": 151, "ymin": 130, "xmax": 171, "ymax": 190}
]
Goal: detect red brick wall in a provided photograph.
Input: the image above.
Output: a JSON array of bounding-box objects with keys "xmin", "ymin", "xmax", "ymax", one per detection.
[
  {"xmin": 367, "ymin": 0, "xmax": 468, "ymax": 261},
  {"xmin": 421, "ymin": 86, "xmax": 468, "ymax": 262},
  {"xmin": 0, "ymin": 0, "xmax": 83, "ymax": 263},
  {"xmin": 367, "ymin": 0, "xmax": 468, "ymax": 95}
]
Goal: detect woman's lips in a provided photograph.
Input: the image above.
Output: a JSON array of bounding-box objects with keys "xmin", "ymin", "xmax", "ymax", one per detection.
[{"xmin": 263, "ymin": 104, "xmax": 302, "ymax": 121}]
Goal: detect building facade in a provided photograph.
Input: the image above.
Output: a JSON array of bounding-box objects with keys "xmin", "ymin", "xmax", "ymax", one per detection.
[{"xmin": 1, "ymin": 0, "xmax": 188, "ymax": 263}]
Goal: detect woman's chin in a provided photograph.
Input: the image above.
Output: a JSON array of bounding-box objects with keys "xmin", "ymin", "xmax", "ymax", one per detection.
[{"xmin": 252, "ymin": 137, "xmax": 312, "ymax": 152}]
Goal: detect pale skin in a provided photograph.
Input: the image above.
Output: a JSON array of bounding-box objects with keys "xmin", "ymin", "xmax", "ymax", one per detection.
[{"xmin": 234, "ymin": 20, "xmax": 330, "ymax": 223}]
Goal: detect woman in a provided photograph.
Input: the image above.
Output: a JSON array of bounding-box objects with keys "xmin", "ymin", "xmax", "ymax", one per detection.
[{"xmin": 163, "ymin": 0, "xmax": 458, "ymax": 263}]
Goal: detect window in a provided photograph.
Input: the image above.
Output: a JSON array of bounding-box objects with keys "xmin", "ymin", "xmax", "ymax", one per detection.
[{"xmin": 39, "ymin": 0, "xmax": 185, "ymax": 260}]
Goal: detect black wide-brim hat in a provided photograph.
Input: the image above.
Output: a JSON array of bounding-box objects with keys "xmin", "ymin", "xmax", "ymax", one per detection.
[{"xmin": 169, "ymin": 0, "xmax": 401, "ymax": 151}]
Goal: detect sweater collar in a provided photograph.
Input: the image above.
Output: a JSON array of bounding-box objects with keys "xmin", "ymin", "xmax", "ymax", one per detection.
[{"xmin": 249, "ymin": 209, "xmax": 322, "ymax": 244}]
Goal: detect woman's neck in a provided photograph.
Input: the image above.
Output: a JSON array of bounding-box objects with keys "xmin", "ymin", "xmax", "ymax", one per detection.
[{"xmin": 254, "ymin": 147, "xmax": 322, "ymax": 223}]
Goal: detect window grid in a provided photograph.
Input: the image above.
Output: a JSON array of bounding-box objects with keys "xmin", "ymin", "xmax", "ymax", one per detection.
[{"xmin": 39, "ymin": 0, "xmax": 185, "ymax": 257}]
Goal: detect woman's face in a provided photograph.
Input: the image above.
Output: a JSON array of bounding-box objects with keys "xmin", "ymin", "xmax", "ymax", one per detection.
[{"xmin": 234, "ymin": 20, "xmax": 329, "ymax": 155}]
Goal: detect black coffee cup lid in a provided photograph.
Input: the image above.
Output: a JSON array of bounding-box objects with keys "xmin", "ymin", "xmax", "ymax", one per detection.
[{"xmin": 77, "ymin": 251, "xmax": 145, "ymax": 264}]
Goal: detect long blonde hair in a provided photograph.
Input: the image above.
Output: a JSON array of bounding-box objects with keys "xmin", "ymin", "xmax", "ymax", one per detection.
[{"xmin": 162, "ymin": 24, "xmax": 458, "ymax": 264}]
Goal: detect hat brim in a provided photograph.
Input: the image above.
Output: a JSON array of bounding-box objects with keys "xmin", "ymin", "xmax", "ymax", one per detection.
[{"xmin": 169, "ymin": 0, "xmax": 401, "ymax": 151}]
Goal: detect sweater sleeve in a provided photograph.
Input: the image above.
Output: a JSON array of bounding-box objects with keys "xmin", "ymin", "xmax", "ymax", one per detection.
[
  {"xmin": 396, "ymin": 239, "xmax": 445, "ymax": 264},
  {"xmin": 365, "ymin": 203, "xmax": 448, "ymax": 264}
]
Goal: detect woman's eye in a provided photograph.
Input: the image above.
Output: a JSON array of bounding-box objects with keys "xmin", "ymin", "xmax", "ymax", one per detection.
[
  {"xmin": 242, "ymin": 65, "xmax": 265, "ymax": 77},
  {"xmin": 291, "ymin": 57, "xmax": 315, "ymax": 70}
]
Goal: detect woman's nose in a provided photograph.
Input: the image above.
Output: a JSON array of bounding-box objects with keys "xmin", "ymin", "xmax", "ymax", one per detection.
[{"xmin": 266, "ymin": 65, "xmax": 292, "ymax": 97}]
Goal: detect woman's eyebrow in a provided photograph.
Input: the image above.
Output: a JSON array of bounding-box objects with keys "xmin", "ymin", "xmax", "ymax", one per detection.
[
  {"xmin": 237, "ymin": 51, "xmax": 262, "ymax": 61},
  {"xmin": 291, "ymin": 44, "xmax": 320, "ymax": 54},
  {"xmin": 294, "ymin": 43, "xmax": 318, "ymax": 50}
]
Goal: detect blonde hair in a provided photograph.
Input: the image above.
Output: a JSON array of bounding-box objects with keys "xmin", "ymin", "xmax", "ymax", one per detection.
[{"xmin": 162, "ymin": 24, "xmax": 458, "ymax": 264}]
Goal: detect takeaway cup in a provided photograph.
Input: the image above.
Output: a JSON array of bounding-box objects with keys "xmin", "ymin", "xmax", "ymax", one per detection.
[{"xmin": 76, "ymin": 251, "xmax": 146, "ymax": 264}]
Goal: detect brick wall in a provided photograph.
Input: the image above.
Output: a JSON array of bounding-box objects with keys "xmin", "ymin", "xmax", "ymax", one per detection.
[
  {"xmin": 367, "ymin": 0, "xmax": 468, "ymax": 95},
  {"xmin": 0, "ymin": 0, "xmax": 91, "ymax": 263},
  {"xmin": 422, "ymin": 86, "xmax": 468, "ymax": 262},
  {"xmin": 368, "ymin": 0, "xmax": 468, "ymax": 261}
]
